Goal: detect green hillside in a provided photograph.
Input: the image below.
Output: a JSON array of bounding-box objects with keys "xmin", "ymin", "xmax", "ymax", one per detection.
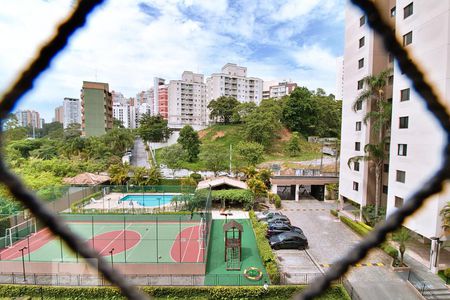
[{"xmin": 156, "ymin": 124, "xmax": 322, "ymax": 171}]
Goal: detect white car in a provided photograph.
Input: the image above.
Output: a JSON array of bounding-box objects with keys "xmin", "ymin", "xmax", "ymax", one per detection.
[{"xmin": 255, "ymin": 210, "xmax": 283, "ymax": 222}]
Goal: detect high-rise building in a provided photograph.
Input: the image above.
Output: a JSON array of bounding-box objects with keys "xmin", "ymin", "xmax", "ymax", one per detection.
[
  {"xmin": 54, "ymin": 106, "xmax": 64, "ymax": 124},
  {"xmin": 168, "ymin": 71, "xmax": 207, "ymax": 126},
  {"xmin": 113, "ymin": 102, "xmax": 135, "ymax": 129},
  {"xmin": 262, "ymin": 80, "xmax": 297, "ymax": 100},
  {"xmin": 335, "ymin": 56, "xmax": 344, "ymax": 100},
  {"xmin": 206, "ymin": 63, "xmax": 263, "ymax": 104},
  {"xmin": 135, "ymin": 103, "xmax": 151, "ymax": 128},
  {"xmin": 63, "ymin": 97, "xmax": 81, "ymax": 129},
  {"xmin": 153, "ymin": 77, "xmax": 165, "ymax": 116},
  {"xmin": 339, "ymin": 0, "xmax": 449, "ymax": 272},
  {"xmin": 15, "ymin": 110, "xmax": 41, "ymax": 129},
  {"xmin": 81, "ymin": 81, "xmax": 113, "ymax": 137}
]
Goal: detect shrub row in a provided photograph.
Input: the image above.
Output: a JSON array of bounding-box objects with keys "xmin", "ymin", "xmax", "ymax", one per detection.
[
  {"xmin": 249, "ymin": 210, "xmax": 280, "ymax": 284},
  {"xmin": 339, "ymin": 215, "xmax": 371, "ymax": 236},
  {"xmin": 330, "ymin": 209, "xmax": 338, "ymax": 217},
  {"xmin": 0, "ymin": 284, "xmax": 350, "ymax": 299},
  {"xmin": 70, "ymin": 191, "xmax": 103, "ymax": 213},
  {"xmin": 339, "ymin": 216, "xmax": 399, "ymax": 260}
]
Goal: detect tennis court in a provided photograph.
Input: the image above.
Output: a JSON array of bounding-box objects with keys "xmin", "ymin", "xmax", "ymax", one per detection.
[{"xmin": 0, "ymin": 214, "xmax": 208, "ymax": 264}]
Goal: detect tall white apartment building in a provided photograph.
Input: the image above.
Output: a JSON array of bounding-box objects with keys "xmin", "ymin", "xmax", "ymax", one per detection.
[
  {"xmin": 206, "ymin": 63, "xmax": 263, "ymax": 104},
  {"xmin": 63, "ymin": 97, "xmax": 81, "ymax": 129},
  {"xmin": 113, "ymin": 103, "xmax": 135, "ymax": 129},
  {"xmin": 15, "ymin": 110, "xmax": 41, "ymax": 129},
  {"xmin": 135, "ymin": 103, "xmax": 151, "ymax": 128},
  {"xmin": 335, "ymin": 56, "xmax": 344, "ymax": 100},
  {"xmin": 168, "ymin": 71, "xmax": 208, "ymax": 126},
  {"xmin": 340, "ymin": 0, "xmax": 449, "ymax": 272}
]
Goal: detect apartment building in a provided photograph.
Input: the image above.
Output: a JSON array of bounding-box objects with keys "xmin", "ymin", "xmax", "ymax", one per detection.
[
  {"xmin": 15, "ymin": 110, "xmax": 41, "ymax": 129},
  {"xmin": 112, "ymin": 102, "xmax": 135, "ymax": 129},
  {"xmin": 81, "ymin": 81, "xmax": 113, "ymax": 137},
  {"xmin": 54, "ymin": 106, "xmax": 64, "ymax": 124},
  {"xmin": 135, "ymin": 103, "xmax": 151, "ymax": 128},
  {"xmin": 335, "ymin": 56, "xmax": 344, "ymax": 100},
  {"xmin": 168, "ymin": 71, "xmax": 208, "ymax": 126},
  {"xmin": 206, "ymin": 63, "xmax": 263, "ymax": 104},
  {"xmin": 63, "ymin": 97, "xmax": 81, "ymax": 129},
  {"xmin": 262, "ymin": 80, "xmax": 298, "ymax": 100},
  {"xmin": 340, "ymin": 0, "xmax": 449, "ymax": 272}
]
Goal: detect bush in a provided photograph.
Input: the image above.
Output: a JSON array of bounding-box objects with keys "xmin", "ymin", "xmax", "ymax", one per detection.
[
  {"xmin": 70, "ymin": 191, "xmax": 102, "ymax": 213},
  {"xmin": 330, "ymin": 209, "xmax": 338, "ymax": 217},
  {"xmin": 249, "ymin": 210, "xmax": 280, "ymax": 284},
  {"xmin": 380, "ymin": 242, "xmax": 399, "ymax": 260},
  {"xmin": 274, "ymin": 195, "xmax": 281, "ymax": 209},
  {"xmin": 339, "ymin": 215, "xmax": 372, "ymax": 236},
  {"xmin": 445, "ymin": 268, "xmax": 450, "ymax": 278},
  {"xmin": 0, "ymin": 284, "xmax": 350, "ymax": 299},
  {"xmin": 190, "ymin": 172, "xmax": 202, "ymax": 183}
]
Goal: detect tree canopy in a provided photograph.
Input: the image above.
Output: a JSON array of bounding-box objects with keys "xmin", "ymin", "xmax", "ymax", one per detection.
[
  {"xmin": 208, "ymin": 96, "xmax": 240, "ymax": 124},
  {"xmin": 178, "ymin": 125, "xmax": 201, "ymax": 162},
  {"xmin": 138, "ymin": 113, "xmax": 172, "ymax": 143}
]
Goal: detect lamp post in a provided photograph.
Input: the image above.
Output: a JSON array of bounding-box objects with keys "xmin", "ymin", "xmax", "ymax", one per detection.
[
  {"xmin": 109, "ymin": 248, "xmax": 115, "ymax": 269},
  {"xmin": 19, "ymin": 246, "xmax": 27, "ymax": 282}
]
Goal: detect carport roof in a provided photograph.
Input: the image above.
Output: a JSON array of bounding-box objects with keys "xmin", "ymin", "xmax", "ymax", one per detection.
[{"xmin": 196, "ymin": 176, "xmax": 248, "ymax": 190}]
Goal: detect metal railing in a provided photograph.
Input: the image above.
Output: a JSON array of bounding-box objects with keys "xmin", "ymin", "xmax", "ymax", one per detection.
[{"xmin": 0, "ymin": 0, "xmax": 448, "ymax": 299}]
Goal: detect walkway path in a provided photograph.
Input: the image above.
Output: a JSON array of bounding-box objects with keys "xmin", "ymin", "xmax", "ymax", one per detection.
[
  {"xmin": 131, "ymin": 138, "xmax": 150, "ymax": 168},
  {"xmin": 280, "ymin": 200, "xmax": 421, "ymax": 300}
]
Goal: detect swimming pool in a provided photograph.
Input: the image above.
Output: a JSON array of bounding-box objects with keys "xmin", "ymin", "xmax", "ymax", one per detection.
[{"xmin": 120, "ymin": 194, "xmax": 176, "ymax": 207}]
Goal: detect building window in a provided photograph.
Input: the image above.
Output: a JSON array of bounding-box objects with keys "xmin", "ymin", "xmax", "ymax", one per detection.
[
  {"xmin": 383, "ymin": 163, "xmax": 389, "ymax": 173},
  {"xmin": 355, "ymin": 101, "xmax": 363, "ymax": 111},
  {"xmin": 396, "ymin": 170, "xmax": 406, "ymax": 183},
  {"xmin": 354, "ymin": 161, "xmax": 360, "ymax": 171},
  {"xmin": 358, "ymin": 58, "xmax": 364, "ymax": 69},
  {"xmin": 404, "ymin": 2, "xmax": 413, "ymax": 19},
  {"xmin": 395, "ymin": 196, "xmax": 404, "ymax": 208},
  {"xmin": 403, "ymin": 31, "xmax": 413, "ymax": 46},
  {"xmin": 399, "ymin": 116, "xmax": 409, "ymax": 129},
  {"xmin": 398, "ymin": 144, "xmax": 408, "ymax": 156},
  {"xmin": 382, "ymin": 185, "xmax": 388, "ymax": 194},
  {"xmin": 356, "ymin": 121, "xmax": 362, "ymax": 131},
  {"xmin": 400, "ymin": 88, "xmax": 410, "ymax": 101},
  {"xmin": 391, "ymin": 6, "xmax": 396, "ymax": 17},
  {"xmin": 353, "ymin": 181, "xmax": 359, "ymax": 191},
  {"xmin": 360, "ymin": 15, "xmax": 366, "ymax": 26},
  {"xmin": 388, "ymin": 75, "xmax": 394, "ymax": 85},
  {"xmin": 357, "ymin": 79, "xmax": 364, "ymax": 90},
  {"xmin": 359, "ymin": 37, "xmax": 365, "ymax": 48},
  {"xmin": 355, "ymin": 142, "xmax": 361, "ymax": 151}
]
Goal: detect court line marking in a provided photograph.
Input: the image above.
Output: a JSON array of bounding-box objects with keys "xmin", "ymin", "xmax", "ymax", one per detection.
[
  {"xmin": 181, "ymin": 225, "xmax": 196, "ymax": 263},
  {"xmin": 98, "ymin": 223, "xmax": 132, "ymax": 255},
  {"xmin": 0, "ymin": 229, "xmax": 54, "ymax": 260}
]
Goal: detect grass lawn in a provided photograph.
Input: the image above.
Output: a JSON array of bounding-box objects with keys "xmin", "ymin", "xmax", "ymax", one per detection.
[
  {"xmin": 204, "ymin": 219, "xmax": 269, "ymax": 286},
  {"xmin": 438, "ymin": 270, "xmax": 450, "ymax": 284}
]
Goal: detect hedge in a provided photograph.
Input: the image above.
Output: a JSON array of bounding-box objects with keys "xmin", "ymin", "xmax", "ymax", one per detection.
[
  {"xmin": 330, "ymin": 209, "xmax": 338, "ymax": 217},
  {"xmin": 339, "ymin": 216, "xmax": 399, "ymax": 260},
  {"xmin": 249, "ymin": 210, "xmax": 280, "ymax": 284},
  {"xmin": 211, "ymin": 189, "xmax": 255, "ymax": 210},
  {"xmin": 70, "ymin": 191, "xmax": 103, "ymax": 213},
  {"xmin": 0, "ymin": 284, "xmax": 350, "ymax": 299}
]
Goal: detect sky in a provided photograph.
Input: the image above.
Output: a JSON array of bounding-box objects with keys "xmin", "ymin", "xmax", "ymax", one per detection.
[{"xmin": 0, "ymin": 0, "xmax": 345, "ymax": 122}]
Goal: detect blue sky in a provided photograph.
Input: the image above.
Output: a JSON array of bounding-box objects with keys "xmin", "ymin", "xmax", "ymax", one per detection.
[{"xmin": 0, "ymin": 0, "xmax": 345, "ymax": 121}]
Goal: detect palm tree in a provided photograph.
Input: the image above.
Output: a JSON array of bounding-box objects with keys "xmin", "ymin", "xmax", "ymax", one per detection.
[
  {"xmin": 108, "ymin": 163, "xmax": 130, "ymax": 185},
  {"xmin": 130, "ymin": 166, "xmax": 147, "ymax": 186},
  {"xmin": 393, "ymin": 227, "xmax": 411, "ymax": 267},
  {"xmin": 349, "ymin": 68, "xmax": 392, "ymax": 217}
]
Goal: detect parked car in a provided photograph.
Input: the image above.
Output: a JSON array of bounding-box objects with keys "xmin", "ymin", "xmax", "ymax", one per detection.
[
  {"xmin": 266, "ymin": 224, "xmax": 304, "ymax": 237},
  {"xmin": 255, "ymin": 210, "xmax": 283, "ymax": 221},
  {"xmin": 265, "ymin": 214, "xmax": 291, "ymax": 225},
  {"xmin": 267, "ymin": 218, "xmax": 291, "ymax": 227},
  {"xmin": 269, "ymin": 231, "xmax": 308, "ymax": 250}
]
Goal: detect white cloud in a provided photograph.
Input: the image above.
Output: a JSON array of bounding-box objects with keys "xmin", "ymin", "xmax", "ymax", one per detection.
[{"xmin": 0, "ymin": 0, "xmax": 344, "ymax": 121}]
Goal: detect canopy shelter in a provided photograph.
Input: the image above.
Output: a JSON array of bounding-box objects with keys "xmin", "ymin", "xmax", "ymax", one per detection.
[
  {"xmin": 197, "ymin": 176, "xmax": 248, "ymax": 191},
  {"xmin": 63, "ymin": 172, "xmax": 110, "ymax": 186}
]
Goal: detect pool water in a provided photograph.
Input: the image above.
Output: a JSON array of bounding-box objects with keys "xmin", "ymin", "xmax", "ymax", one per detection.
[{"xmin": 120, "ymin": 194, "xmax": 175, "ymax": 207}]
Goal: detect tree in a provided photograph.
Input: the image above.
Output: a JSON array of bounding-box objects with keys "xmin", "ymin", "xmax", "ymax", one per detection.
[
  {"xmin": 235, "ymin": 141, "xmax": 264, "ymax": 167},
  {"xmin": 441, "ymin": 201, "xmax": 450, "ymax": 232},
  {"xmin": 282, "ymin": 87, "xmax": 319, "ymax": 137},
  {"xmin": 199, "ymin": 144, "xmax": 228, "ymax": 176},
  {"xmin": 207, "ymin": 96, "xmax": 240, "ymax": 124},
  {"xmin": 30, "ymin": 144, "xmax": 58, "ymax": 160},
  {"xmin": 130, "ymin": 166, "xmax": 147, "ymax": 185},
  {"xmin": 160, "ymin": 144, "xmax": 186, "ymax": 177},
  {"xmin": 2, "ymin": 114, "xmax": 27, "ymax": 141},
  {"xmin": 392, "ymin": 227, "xmax": 411, "ymax": 267},
  {"xmin": 42, "ymin": 122, "xmax": 64, "ymax": 139},
  {"xmin": 147, "ymin": 165, "xmax": 162, "ymax": 185},
  {"xmin": 103, "ymin": 128, "xmax": 135, "ymax": 156},
  {"xmin": 113, "ymin": 118, "xmax": 124, "ymax": 128},
  {"xmin": 138, "ymin": 113, "xmax": 172, "ymax": 143},
  {"xmin": 285, "ymin": 132, "xmax": 301, "ymax": 157},
  {"xmin": 350, "ymin": 68, "xmax": 392, "ymax": 217},
  {"xmin": 348, "ymin": 140, "xmax": 388, "ymax": 219},
  {"xmin": 247, "ymin": 178, "xmax": 267, "ymax": 200},
  {"xmin": 232, "ymin": 102, "xmax": 257, "ymax": 123},
  {"xmin": 64, "ymin": 123, "xmax": 82, "ymax": 139},
  {"xmin": 315, "ymin": 93, "xmax": 342, "ymax": 138},
  {"xmin": 178, "ymin": 125, "xmax": 201, "ymax": 162},
  {"xmin": 244, "ymin": 111, "xmax": 280, "ymax": 147},
  {"xmin": 108, "ymin": 163, "xmax": 130, "ymax": 185}
]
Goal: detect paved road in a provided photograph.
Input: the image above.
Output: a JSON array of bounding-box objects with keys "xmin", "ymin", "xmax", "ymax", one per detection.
[
  {"xmin": 278, "ymin": 200, "xmax": 421, "ymax": 300},
  {"xmin": 131, "ymin": 138, "xmax": 150, "ymax": 168}
]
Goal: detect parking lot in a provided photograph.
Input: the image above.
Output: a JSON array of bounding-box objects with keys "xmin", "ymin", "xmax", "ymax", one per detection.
[{"xmin": 270, "ymin": 200, "xmax": 421, "ymax": 299}]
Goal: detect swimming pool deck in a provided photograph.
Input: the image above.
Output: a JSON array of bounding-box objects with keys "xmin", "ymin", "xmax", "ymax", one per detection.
[{"xmin": 82, "ymin": 193, "xmax": 182, "ymax": 210}]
